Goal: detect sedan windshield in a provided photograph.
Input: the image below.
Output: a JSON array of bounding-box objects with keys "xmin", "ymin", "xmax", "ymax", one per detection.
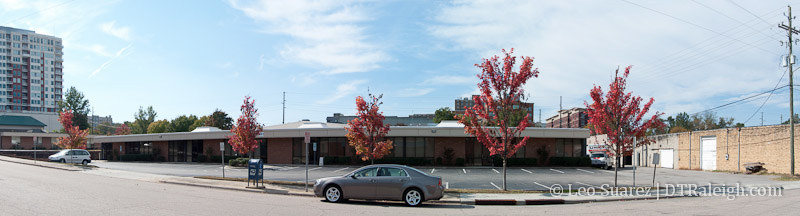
[{"xmin": 591, "ymin": 154, "xmax": 605, "ymax": 158}]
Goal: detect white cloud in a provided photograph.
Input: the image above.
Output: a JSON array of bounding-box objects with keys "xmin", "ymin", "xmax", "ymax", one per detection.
[
  {"xmin": 101, "ymin": 21, "xmax": 132, "ymax": 41},
  {"xmin": 259, "ymin": 54, "xmax": 265, "ymax": 71},
  {"xmin": 423, "ymin": 75, "xmax": 476, "ymax": 85},
  {"xmin": 429, "ymin": 0, "xmax": 788, "ymax": 120},
  {"xmin": 396, "ymin": 88, "xmax": 434, "ymax": 97},
  {"xmin": 318, "ymin": 80, "xmax": 367, "ymax": 104},
  {"xmin": 89, "ymin": 44, "xmax": 133, "ymax": 78},
  {"xmin": 228, "ymin": 0, "xmax": 389, "ymax": 75},
  {"xmin": 89, "ymin": 44, "xmax": 112, "ymax": 57}
]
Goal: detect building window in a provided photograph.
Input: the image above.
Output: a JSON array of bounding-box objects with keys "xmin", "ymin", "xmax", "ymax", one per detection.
[{"xmin": 11, "ymin": 136, "xmax": 20, "ymax": 147}]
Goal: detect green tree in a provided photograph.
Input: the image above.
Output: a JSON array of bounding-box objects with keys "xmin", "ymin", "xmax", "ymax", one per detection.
[
  {"xmin": 147, "ymin": 119, "xmax": 172, "ymax": 133},
  {"xmin": 170, "ymin": 115, "xmax": 198, "ymax": 132},
  {"xmin": 433, "ymin": 107, "xmax": 457, "ymax": 123},
  {"xmin": 133, "ymin": 106, "xmax": 157, "ymax": 134},
  {"xmin": 189, "ymin": 115, "xmax": 209, "ymax": 131},
  {"xmin": 206, "ymin": 109, "xmax": 233, "ymax": 129},
  {"xmin": 57, "ymin": 86, "xmax": 90, "ymax": 130},
  {"xmin": 783, "ymin": 114, "xmax": 800, "ymax": 124}
]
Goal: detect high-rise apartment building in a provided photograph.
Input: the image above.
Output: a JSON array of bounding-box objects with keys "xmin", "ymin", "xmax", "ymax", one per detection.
[{"xmin": 0, "ymin": 26, "xmax": 63, "ymax": 113}]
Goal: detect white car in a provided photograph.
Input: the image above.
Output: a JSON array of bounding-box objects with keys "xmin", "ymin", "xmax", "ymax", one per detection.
[
  {"xmin": 590, "ymin": 152, "xmax": 611, "ymax": 170},
  {"xmin": 49, "ymin": 149, "xmax": 92, "ymax": 165}
]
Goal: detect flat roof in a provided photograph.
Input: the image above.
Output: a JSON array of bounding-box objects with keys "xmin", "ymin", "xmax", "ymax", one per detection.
[{"xmin": 92, "ymin": 121, "xmax": 590, "ymax": 143}]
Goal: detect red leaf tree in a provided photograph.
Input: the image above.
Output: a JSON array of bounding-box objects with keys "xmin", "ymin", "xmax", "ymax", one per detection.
[
  {"xmin": 458, "ymin": 48, "xmax": 538, "ymax": 190},
  {"xmin": 585, "ymin": 66, "xmax": 665, "ymax": 187},
  {"xmin": 115, "ymin": 124, "xmax": 132, "ymax": 135},
  {"xmin": 56, "ymin": 110, "xmax": 89, "ymax": 149},
  {"xmin": 346, "ymin": 93, "xmax": 393, "ymax": 164},
  {"xmin": 227, "ymin": 96, "xmax": 264, "ymax": 157}
]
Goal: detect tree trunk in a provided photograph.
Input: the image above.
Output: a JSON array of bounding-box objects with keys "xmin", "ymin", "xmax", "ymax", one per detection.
[
  {"xmin": 614, "ymin": 155, "xmax": 619, "ymax": 188},
  {"xmin": 502, "ymin": 158, "xmax": 508, "ymax": 191}
]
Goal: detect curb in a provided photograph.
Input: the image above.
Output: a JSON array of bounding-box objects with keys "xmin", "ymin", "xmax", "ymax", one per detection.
[
  {"xmin": 469, "ymin": 195, "xmax": 691, "ymax": 205},
  {"xmin": 158, "ymin": 180, "xmax": 315, "ymax": 197},
  {"xmin": 0, "ymin": 157, "xmax": 79, "ymax": 172}
]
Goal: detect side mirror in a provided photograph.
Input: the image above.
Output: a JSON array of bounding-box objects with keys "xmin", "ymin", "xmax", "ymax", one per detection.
[{"xmin": 350, "ymin": 175, "xmax": 357, "ymax": 179}]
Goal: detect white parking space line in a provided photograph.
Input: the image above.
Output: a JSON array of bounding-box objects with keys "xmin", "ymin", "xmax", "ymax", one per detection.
[
  {"xmin": 430, "ymin": 168, "xmax": 436, "ymax": 173},
  {"xmin": 521, "ymin": 169, "xmax": 533, "ymax": 174},
  {"xmin": 534, "ymin": 182, "xmax": 551, "ymax": 190},
  {"xmin": 283, "ymin": 166, "xmax": 299, "ymax": 171},
  {"xmin": 462, "ymin": 169, "xmax": 467, "ymax": 174},
  {"xmin": 309, "ymin": 167, "xmax": 323, "ymax": 171},
  {"xmin": 549, "ymin": 168, "xmax": 565, "ymax": 174},
  {"xmin": 333, "ymin": 167, "xmax": 350, "ymax": 172},
  {"xmin": 492, "ymin": 169, "xmax": 500, "ymax": 174},
  {"xmin": 576, "ymin": 168, "xmax": 594, "ymax": 174},
  {"xmin": 490, "ymin": 182, "xmax": 502, "ymax": 190},
  {"xmin": 575, "ymin": 182, "xmax": 593, "ymax": 187},
  {"xmin": 445, "ymin": 182, "xmax": 449, "ymax": 189}
]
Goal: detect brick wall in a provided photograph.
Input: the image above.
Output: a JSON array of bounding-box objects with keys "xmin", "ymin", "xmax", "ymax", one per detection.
[
  {"xmin": 267, "ymin": 138, "xmax": 292, "ymax": 164},
  {"xmin": 434, "ymin": 137, "xmax": 465, "ymax": 165},
  {"xmin": 640, "ymin": 124, "xmax": 800, "ymax": 174}
]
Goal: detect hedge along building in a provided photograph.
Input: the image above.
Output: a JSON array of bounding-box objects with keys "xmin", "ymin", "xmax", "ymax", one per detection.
[
  {"xmin": 632, "ymin": 124, "xmax": 800, "ymax": 175},
  {"xmin": 91, "ymin": 120, "xmax": 591, "ymax": 165}
]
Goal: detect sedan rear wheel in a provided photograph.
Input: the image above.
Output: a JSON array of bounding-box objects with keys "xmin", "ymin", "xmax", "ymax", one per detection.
[
  {"xmin": 404, "ymin": 188, "xmax": 423, "ymax": 206},
  {"xmin": 325, "ymin": 185, "xmax": 343, "ymax": 203}
]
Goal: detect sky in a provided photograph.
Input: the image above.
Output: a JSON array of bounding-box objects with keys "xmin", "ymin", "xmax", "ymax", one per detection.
[{"xmin": 1, "ymin": 0, "xmax": 800, "ymax": 127}]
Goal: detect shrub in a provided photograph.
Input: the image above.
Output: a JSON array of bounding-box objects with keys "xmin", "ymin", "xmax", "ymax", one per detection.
[
  {"xmin": 436, "ymin": 157, "xmax": 443, "ymax": 166},
  {"xmin": 228, "ymin": 157, "xmax": 250, "ymax": 167},
  {"xmin": 323, "ymin": 156, "xmax": 353, "ymax": 165},
  {"xmin": 455, "ymin": 158, "xmax": 465, "ymax": 166},
  {"xmin": 548, "ymin": 157, "xmax": 591, "ymax": 167},
  {"xmin": 197, "ymin": 155, "xmax": 208, "ymax": 163},
  {"xmin": 120, "ymin": 154, "xmax": 154, "ymax": 161}
]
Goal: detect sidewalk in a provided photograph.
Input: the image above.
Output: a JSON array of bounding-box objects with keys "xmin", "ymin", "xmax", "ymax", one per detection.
[{"xmin": 4, "ymin": 155, "xmax": 799, "ymax": 205}]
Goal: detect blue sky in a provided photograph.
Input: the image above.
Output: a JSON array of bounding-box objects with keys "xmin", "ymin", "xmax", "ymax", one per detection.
[{"xmin": 2, "ymin": 0, "xmax": 800, "ymax": 127}]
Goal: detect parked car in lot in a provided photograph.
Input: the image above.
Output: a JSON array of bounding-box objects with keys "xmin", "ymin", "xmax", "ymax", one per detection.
[
  {"xmin": 314, "ymin": 164, "xmax": 444, "ymax": 206},
  {"xmin": 590, "ymin": 152, "xmax": 612, "ymax": 170},
  {"xmin": 48, "ymin": 149, "xmax": 91, "ymax": 165}
]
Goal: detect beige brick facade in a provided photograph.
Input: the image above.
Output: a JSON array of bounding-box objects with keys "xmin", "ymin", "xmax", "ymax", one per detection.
[{"xmin": 635, "ymin": 124, "xmax": 800, "ymax": 174}]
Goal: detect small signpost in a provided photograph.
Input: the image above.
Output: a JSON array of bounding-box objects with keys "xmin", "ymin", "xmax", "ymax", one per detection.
[
  {"xmin": 220, "ymin": 142, "xmax": 225, "ymax": 178},
  {"xmin": 304, "ymin": 132, "xmax": 310, "ymax": 192},
  {"xmin": 247, "ymin": 159, "xmax": 264, "ymax": 188},
  {"xmin": 33, "ymin": 137, "xmax": 37, "ymax": 164},
  {"xmin": 652, "ymin": 152, "xmax": 660, "ymax": 187}
]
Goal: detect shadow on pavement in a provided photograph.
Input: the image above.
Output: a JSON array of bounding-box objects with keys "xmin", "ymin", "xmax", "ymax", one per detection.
[{"xmin": 318, "ymin": 199, "xmax": 475, "ymax": 209}]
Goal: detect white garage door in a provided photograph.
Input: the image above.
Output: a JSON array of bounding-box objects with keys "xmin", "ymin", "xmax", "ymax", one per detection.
[
  {"xmin": 701, "ymin": 137, "xmax": 717, "ymax": 170},
  {"xmin": 660, "ymin": 149, "xmax": 674, "ymax": 169}
]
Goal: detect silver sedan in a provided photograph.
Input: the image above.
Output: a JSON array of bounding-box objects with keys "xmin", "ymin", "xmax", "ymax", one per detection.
[{"xmin": 314, "ymin": 164, "xmax": 444, "ymax": 206}]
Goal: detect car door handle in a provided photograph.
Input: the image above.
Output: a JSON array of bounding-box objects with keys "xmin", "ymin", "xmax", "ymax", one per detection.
[
  {"xmin": 399, "ymin": 179, "xmax": 406, "ymax": 182},
  {"xmin": 370, "ymin": 179, "xmax": 376, "ymax": 183}
]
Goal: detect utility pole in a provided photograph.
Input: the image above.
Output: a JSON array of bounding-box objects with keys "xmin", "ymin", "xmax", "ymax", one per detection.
[
  {"xmin": 282, "ymin": 92, "xmax": 286, "ymax": 124},
  {"xmin": 761, "ymin": 112, "xmax": 764, "ymax": 126},
  {"xmin": 779, "ymin": 5, "xmax": 799, "ymax": 176},
  {"xmin": 559, "ymin": 96, "xmax": 563, "ymax": 128}
]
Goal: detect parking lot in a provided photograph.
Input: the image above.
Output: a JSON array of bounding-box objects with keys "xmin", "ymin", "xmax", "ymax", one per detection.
[{"xmin": 91, "ymin": 161, "xmax": 784, "ymax": 190}]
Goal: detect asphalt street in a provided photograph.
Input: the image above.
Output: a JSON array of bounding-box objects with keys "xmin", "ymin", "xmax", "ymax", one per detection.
[
  {"xmin": 1, "ymin": 159, "xmax": 797, "ymax": 215},
  {"xmin": 91, "ymin": 161, "xmax": 783, "ymax": 190}
]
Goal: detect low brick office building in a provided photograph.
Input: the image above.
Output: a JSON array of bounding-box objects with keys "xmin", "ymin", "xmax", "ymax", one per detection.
[{"xmin": 91, "ymin": 120, "xmax": 591, "ymax": 165}]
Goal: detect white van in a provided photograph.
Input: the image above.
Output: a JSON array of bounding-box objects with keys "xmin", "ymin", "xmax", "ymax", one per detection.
[
  {"xmin": 589, "ymin": 152, "xmax": 612, "ymax": 170},
  {"xmin": 48, "ymin": 149, "xmax": 92, "ymax": 165}
]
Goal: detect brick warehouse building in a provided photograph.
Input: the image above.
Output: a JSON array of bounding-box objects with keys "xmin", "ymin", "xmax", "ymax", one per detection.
[
  {"xmin": 546, "ymin": 108, "xmax": 588, "ymax": 128},
  {"xmin": 583, "ymin": 124, "xmax": 800, "ymax": 175},
  {"xmin": 88, "ymin": 120, "xmax": 590, "ymax": 166}
]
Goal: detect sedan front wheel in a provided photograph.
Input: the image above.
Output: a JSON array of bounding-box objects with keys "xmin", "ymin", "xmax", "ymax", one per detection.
[{"xmin": 325, "ymin": 185, "xmax": 343, "ymax": 203}]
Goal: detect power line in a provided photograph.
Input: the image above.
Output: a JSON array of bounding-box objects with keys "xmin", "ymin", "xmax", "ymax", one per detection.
[
  {"xmin": 743, "ymin": 66, "xmax": 793, "ymax": 124},
  {"xmin": 4, "ymin": 0, "xmax": 78, "ymax": 25},
  {"xmin": 621, "ymin": 0, "xmax": 780, "ymax": 55},
  {"xmin": 691, "ymin": 84, "xmax": 790, "ymax": 115},
  {"xmin": 692, "ymin": 0, "xmax": 782, "ymax": 41}
]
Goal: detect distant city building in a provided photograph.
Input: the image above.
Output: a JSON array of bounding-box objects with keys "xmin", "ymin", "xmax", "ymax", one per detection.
[
  {"xmin": 90, "ymin": 115, "xmax": 113, "ymax": 126},
  {"xmin": 0, "ymin": 26, "xmax": 64, "ymax": 131},
  {"xmin": 453, "ymin": 95, "xmax": 535, "ymax": 124},
  {"xmin": 326, "ymin": 113, "xmax": 435, "ymax": 126},
  {"xmin": 546, "ymin": 107, "xmax": 588, "ymax": 128}
]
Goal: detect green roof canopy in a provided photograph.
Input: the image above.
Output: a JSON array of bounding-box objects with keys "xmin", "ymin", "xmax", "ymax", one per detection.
[{"xmin": 0, "ymin": 115, "xmax": 47, "ymax": 127}]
